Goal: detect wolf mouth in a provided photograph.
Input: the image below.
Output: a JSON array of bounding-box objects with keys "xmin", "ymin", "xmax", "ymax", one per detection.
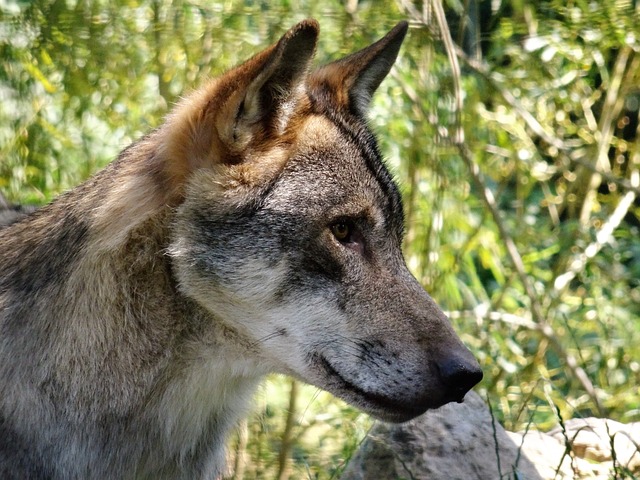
[{"xmin": 316, "ymin": 354, "xmax": 427, "ymax": 422}]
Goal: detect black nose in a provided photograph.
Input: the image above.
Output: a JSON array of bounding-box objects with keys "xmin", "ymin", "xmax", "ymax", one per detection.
[{"xmin": 437, "ymin": 354, "xmax": 483, "ymax": 403}]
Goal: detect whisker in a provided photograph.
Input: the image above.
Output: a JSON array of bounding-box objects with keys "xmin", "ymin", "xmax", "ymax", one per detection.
[
  {"xmin": 250, "ymin": 329, "xmax": 286, "ymax": 347},
  {"xmin": 299, "ymin": 388, "xmax": 323, "ymax": 422}
]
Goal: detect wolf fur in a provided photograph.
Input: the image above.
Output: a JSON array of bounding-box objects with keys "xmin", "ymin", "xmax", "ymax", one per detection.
[{"xmin": 0, "ymin": 20, "xmax": 482, "ymax": 479}]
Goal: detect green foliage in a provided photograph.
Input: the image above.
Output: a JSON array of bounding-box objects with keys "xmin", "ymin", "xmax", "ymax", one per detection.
[
  {"xmin": 228, "ymin": 376, "xmax": 371, "ymax": 479},
  {"xmin": 2, "ymin": 0, "xmax": 640, "ymax": 477},
  {"xmin": 395, "ymin": 0, "xmax": 640, "ymax": 433}
]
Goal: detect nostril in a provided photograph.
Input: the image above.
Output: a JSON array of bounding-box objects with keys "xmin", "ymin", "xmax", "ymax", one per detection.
[{"xmin": 437, "ymin": 356, "xmax": 483, "ymax": 402}]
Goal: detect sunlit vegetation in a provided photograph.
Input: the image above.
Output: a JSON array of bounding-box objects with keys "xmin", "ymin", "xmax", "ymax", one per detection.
[{"xmin": 1, "ymin": 0, "xmax": 639, "ymax": 477}]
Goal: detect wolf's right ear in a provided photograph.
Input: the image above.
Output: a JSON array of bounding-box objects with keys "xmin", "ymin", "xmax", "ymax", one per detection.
[{"xmin": 309, "ymin": 21, "xmax": 408, "ymax": 118}]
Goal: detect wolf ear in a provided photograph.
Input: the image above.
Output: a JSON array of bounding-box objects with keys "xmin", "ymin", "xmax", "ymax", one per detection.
[
  {"xmin": 220, "ymin": 19, "xmax": 319, "ymax": 149},
  {"xmin": 310, "ymin": 21, "xmax": 408, "ymax": 117},
  {"xmin": 159, "ymin": 20, "xmax": 318, "ymax": 194}
]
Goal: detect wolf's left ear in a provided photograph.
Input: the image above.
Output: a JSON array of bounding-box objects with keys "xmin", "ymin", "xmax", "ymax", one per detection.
[
  {"xmin": 233, "ymin": 20, "xmax": 319, "ymax": 136},
  {"xmin": 158, "ymin": 20, "xmax": 318, "ymax": 196},
  {"xmin": 310, "ymin": 21, "xmax": 408, "ymax": 117}
]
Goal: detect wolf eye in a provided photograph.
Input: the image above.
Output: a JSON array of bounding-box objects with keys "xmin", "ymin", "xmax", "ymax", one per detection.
[
  {"xmin": 331, "ymin": 222, "xmax": 352, "ymax": 242},
  {"xmin": 329, "ymin": 220, "xmax": 364, "ymax": 254}
]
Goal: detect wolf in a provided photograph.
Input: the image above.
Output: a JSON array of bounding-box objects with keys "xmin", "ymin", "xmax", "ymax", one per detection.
[{"xmin": 0, "ymin": 19, "xmax": 482, "ymax": 479}]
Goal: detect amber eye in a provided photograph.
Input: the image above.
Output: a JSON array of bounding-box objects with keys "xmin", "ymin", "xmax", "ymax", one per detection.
[{"xmin": 331, "ymin": 222, "xmax": 351, "ymax": 242}]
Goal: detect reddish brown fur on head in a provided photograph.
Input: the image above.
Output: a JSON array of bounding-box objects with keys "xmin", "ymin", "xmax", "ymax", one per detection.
[
  {"xmin": 93, "ymin": 19, "xmax": 409, "ymax": 249},
  {"xmin": 158, "ymin": 20, "xmax": 320, "ymax": 197},
  {"xmin": 156, "ymin": 18, "xmax": 409, "ymax": 199}
]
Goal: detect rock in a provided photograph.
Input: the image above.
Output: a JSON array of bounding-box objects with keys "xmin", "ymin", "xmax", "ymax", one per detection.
[
  {"xmin": 341, "ymin": 391, "xmax": 542, "ymax": 480},
  {"xmin": 0, "ymin": 193, "xmax": 36, "ymax": 227},
  {"xmin": 505, "ymin": 429, "xmax": 575, "ymax": 479},
  {"xmin": 342, "ymin": 393, "xmax": 640, "ymax": 480},
  {"xmin": 552, "ymin": 417, "xmax": 640, "ymax": 467},
  {"xmin": 509, "ymin": 417, "xmax": 640, "ymax": 479}
]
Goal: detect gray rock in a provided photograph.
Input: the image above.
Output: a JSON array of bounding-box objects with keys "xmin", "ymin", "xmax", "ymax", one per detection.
[
  {"xmin": 0, "ymin": 193, "xmax": 36, "ymax": 228},
  {"xmin": 341, "ymin": 391, "xmax": 541, "ymax": 480},
  {"xmin": 507, "ymin": 417, "xmax": 640, "ymax": 479},
  {"xmin": 342, "ymin": 392, "xmax": 640, "ymax": 480}
]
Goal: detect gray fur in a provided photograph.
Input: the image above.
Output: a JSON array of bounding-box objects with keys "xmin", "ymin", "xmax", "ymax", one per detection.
[{"xmin": 0, "ymin": 20, "xmax": 481, "ymax": 479}]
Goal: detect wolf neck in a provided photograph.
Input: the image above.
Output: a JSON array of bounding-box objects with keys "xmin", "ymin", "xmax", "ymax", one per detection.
[
  {"xmin": 77, "ymin": 145, "xmax": 268, "ymax": 406},
  {"xmin": 18, "ymin": 140, "xmax": 265, "ymax": 471},
  {"xmin": 84, "ymin": 129, "xmax": 184, "ymax": 252}
]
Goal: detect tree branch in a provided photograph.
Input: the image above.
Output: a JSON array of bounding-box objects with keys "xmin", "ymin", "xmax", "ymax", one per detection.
[{"xmin": 276, "ymin": 380, "xmax": 299, "ymax": 480}]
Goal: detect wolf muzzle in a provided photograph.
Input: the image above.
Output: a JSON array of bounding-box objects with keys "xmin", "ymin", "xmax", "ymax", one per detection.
[{"xmin": 436, "ymin": 348, "xmax": 484, "ymax": 404}]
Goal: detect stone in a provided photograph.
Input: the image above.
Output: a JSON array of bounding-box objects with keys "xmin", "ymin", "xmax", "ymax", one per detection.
[
  {"xmin": 342, "ymin": 393, "xmax": 640, "ymax": 479},
  {"xmin": 341, "ymin": 391, "xmax": 542, "ymax": 480},
  {"xmin": 0, "ymin": 194, "xmax": 36, "ymax": 227}
]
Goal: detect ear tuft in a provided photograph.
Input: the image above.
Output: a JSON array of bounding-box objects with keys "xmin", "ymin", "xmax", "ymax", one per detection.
[{"xmin": 283, "ymin": 18, "xmax": 320, "ymax": 45}]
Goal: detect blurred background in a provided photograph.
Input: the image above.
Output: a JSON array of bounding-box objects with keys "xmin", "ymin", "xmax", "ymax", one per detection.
[{"xmin": 1, "ymin": 0, "xmax": 639, "ymax": 478}]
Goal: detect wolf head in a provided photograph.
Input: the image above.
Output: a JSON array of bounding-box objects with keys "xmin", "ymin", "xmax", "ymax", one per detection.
[{"xmin": 167, "ymin": 20, "xmax": 482, "ymax": 422}]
